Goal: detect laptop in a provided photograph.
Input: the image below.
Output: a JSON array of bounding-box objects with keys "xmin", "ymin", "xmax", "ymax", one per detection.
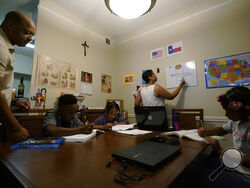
[
  {"xmin": 134, "ymin": 106, "xmax": 169, "ymax": 131},
  {"xmin": 112, "ymin": 141, "xmax": 181, "ymax": 170}
]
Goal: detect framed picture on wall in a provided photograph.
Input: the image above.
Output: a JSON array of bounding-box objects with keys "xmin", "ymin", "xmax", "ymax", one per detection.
[
  {"xmin": 107, "ymin": 99, "xmax": 123, "ymax": 111},
  {"xmin": 123, "ymin": 74, "xmax": 134, "ymax": 85}
]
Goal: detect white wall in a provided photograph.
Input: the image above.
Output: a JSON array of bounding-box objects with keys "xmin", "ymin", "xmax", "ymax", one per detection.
[
  {"xmin": 115, "ymin": 0, "xmax": 250, "ymax": 118},
  {"xmin": 30, "ymin": 0, "xmax": 117, "ymax": 109}
]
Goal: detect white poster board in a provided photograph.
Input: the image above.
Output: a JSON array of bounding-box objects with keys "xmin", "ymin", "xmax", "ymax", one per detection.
[{"xmin": 165, "ymin": 61, "xmax": 197, "ymax": 88}]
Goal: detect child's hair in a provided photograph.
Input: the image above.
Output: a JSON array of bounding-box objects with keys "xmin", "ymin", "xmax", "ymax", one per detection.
[
  {"xmin": 58, "ymin": 94, "xmax": 77, "ymax": 106},
  {"xmin": 142, "ymin": 70, "xmax": 153, "ymax": 84},
  {"xmin": 217, "ymin": 86, "xmax": 250, "ymax": 111},
  {"xmin": 105, "ymin": 101, "xmax": 120, "ymax": 114}
]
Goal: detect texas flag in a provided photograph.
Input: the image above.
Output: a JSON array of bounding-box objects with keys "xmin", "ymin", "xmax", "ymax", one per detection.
[
  {"xmin": 167, "ymin": 41, "xmax": 183, "ymax": 56},
  {"xmin": 151, "ymin": 47, "xmax": 164, "ymax": 60}
]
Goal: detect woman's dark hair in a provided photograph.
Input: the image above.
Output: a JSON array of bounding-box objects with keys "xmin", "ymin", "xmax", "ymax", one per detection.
[
  {"xmin": 105, "ymin": 101, "xmax": 120, "ymax": 114},
  {"xmin": 142, "ymin": 70, "xmax": 153, "ymax": 84},
  {"xmin": 58, "ymin": 94, "xmax": 77, "ymax": 106},
  {"xmin": 225, "ymin": 86, "xmax": 250, "ymax": 106}
]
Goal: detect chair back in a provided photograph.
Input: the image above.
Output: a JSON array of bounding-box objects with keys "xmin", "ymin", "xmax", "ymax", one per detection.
[
  {"xmin": 172, "ymin": 109, "xmax": 204, "ymax": 130},
  {"xmin": 15, "ymin": 115, "xmax": 45, "ymax": 139}
]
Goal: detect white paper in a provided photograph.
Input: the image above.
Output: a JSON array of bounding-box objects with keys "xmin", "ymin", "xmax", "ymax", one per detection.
[
  {"xmin": 112, "ymin": 124, "xmax": 135, "ymax": 131},
  {"xmin": 63, "ymin": 129, "xmax": 97, "ymax": 142},
  {"xmin": 80, "ymin": 82, "xmax": 92, "ymax": 95},
  {"xmin": 117, "ymin": 129, "xmax": 152, "ymax": 135}
]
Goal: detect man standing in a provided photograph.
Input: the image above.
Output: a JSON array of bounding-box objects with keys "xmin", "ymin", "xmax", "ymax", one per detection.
[{"xmin": 0, "ymin": 11, "xmax": 35, "ymax": 142}]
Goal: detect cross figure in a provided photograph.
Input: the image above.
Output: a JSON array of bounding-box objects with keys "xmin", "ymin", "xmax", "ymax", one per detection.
[{"xmin": 82, "ymin": 41, "xmax": 89, "ymax": 56}]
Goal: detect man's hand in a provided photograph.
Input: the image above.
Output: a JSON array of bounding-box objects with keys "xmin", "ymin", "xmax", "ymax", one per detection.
[
  {"xmin": 15, "ymin": 100, "xmax": 30, "ymax": 110},
  {"xmin": 10, "ymin": 126, "xmax": 30, "ymax": 142}
]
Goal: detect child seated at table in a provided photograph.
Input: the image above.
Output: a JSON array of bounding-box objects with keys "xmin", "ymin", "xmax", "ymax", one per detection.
[
  {"xmin": 43, "ymin": 94, "xmax": 92, "ymax": 137},
  {"xmin": 92, "ymin": 101, "xmax": 128, "ymax": 130},
  {"xmin": 171, "ymin": 86, "xmax": 250, "ymax": 188},
  {"xmin": 197, "ymin": 86, "xmax": 250, "ymax": 187}
]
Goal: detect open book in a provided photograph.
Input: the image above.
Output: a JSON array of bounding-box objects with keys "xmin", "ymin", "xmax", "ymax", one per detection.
[{"xmin": 162, "ymin": 129, "xmax": 226, "ymax": 143}]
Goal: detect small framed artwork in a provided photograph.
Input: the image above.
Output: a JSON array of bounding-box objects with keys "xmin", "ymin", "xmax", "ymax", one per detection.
[{"xmin": 123, "ymin": 74, "xmax": 134, "ymax": 85}]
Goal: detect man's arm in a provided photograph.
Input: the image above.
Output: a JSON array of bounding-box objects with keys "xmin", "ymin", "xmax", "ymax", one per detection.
[
  {"xmin": 155, "ymin": 78, "xmax": 185, "ymax": 100},
  {"xmin": 0, "ymin": 77, "xmax": 29, "ymax": 142},
  {"xmin": 45, "ymin": 124, "xmax": 92, "ymax": 137}
]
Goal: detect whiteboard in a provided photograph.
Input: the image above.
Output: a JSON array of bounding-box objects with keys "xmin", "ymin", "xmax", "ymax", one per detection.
[{"xmin": 165, "ymin": 61, "xmax": 197, "ymax": 88}]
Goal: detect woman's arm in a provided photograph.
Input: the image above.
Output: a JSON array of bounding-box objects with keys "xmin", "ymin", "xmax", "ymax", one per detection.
[
  {"xmin": 155, "ymin": 79, "xmax": 185, "ymax": 100},
  {"xmin": 134, "ymin": 91, "xmax": 142, "ymax": 107}
]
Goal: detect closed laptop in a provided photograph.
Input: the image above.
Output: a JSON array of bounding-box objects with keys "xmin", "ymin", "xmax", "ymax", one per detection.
[{"xmin": 112, "ymin": 141, "xmax": 181, "ymax": 170}]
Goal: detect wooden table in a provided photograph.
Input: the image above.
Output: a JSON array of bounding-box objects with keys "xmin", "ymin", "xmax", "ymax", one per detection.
[{"xmin": 0, "ymin": 131, "xmax": 208, "ymax": 188}]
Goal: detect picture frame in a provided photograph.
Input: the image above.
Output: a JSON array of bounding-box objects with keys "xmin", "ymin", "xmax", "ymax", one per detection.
[{"xmin": 123, "ymin": 74, "xmax": 134, "ymax": 85}]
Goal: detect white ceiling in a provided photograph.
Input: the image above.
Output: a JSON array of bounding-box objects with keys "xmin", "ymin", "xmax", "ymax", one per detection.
[
  {"xmin": 51, "ymin": 0, "xmax": 228, "ymax": 40},
  {"xmin": 0, "ymin": 0, "xmax": 230, "ymax": 55}
]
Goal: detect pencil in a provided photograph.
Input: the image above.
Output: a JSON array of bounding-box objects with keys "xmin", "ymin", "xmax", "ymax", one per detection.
[{"xmin": 200, "ymin": 120, "xmax": 204, "ymax": 128}]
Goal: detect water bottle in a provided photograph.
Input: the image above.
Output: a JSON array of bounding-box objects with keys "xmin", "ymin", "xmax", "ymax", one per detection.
[{"xmin": 172, "ymin": 112, "xmax": 180, "ymax": 131}]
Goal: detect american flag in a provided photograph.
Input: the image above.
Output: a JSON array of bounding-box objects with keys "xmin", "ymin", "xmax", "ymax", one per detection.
[{"xmin": 151, "ymin": 48, "xmax": 164, "ymax": 60}]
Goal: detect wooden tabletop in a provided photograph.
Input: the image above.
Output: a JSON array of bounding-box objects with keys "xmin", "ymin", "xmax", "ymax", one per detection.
[{"xmin": 0, "ymin": 131, "xmax": 207, "ymax": 188}]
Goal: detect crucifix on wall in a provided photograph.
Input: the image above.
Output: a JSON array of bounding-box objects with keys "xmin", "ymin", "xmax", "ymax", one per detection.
[{"xmin": 81, "ymin": 41, "xmax": 89, "ymax": 56}]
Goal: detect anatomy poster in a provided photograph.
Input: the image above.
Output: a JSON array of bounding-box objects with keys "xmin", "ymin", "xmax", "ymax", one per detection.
[{"xmin": 36, "ymin": 54, "xmax": 77, "ymax": 90}]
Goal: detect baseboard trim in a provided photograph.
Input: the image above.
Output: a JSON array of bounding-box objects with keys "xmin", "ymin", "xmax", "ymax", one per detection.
[{"xmin": 128, "ymin": 114, "xmax": 228, "ymax": 122}]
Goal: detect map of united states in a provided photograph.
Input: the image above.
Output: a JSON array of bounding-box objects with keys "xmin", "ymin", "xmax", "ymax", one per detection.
[{"xmin": 207, "ymin": 59, "xmax": 250, "ymax": 84}]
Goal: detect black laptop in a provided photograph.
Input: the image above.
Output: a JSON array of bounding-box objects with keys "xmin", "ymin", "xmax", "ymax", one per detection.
[
  {"xmin": 134, "ymin": 106, "xmax": 169, "ymax": 131},
  {"xmin": 112, "ymin": 141, "xmax": 181, "ymax": 170}
]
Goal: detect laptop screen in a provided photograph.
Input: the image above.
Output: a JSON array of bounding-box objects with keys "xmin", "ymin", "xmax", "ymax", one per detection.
[{"xmin": 134, "ymin": 106, "xmax": 168, "ymax": 131}]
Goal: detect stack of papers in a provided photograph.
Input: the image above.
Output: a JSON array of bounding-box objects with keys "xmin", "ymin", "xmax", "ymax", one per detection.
[
  {"xmin": 63, "ymin": 129, "xmax": 97, "ymax": 142},
  {"xmin": 117, "ymin": 129, "xmax": 152, "ymax": 135},
  {"xmin": 111, "ymin": 124, "xmax": 135, "ymax": 131}
]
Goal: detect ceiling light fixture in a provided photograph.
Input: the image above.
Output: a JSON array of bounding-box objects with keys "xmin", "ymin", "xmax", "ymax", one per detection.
[{"xmin": 105, "ymin": 0, "xmax": 156, "ymax": 19}]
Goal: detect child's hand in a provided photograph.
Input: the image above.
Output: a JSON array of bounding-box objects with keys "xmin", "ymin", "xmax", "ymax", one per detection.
[
  {"xmin": 113, "ymin": 121, "xmax": 119, "ymax": 125},
  {"xmin": 198, "ymin": 127, "xmax": 206, "ymax": 137},
  {"xmin": 103, "ymin": 123, "xmax": 113, "ymax": 130},
  {"xmin": 80, "ymin": 124, "xmax": 93, "ymax": 134},
  {"xmin": 204, "ymin": 137, "xmax": 223, "ymax": 154}
]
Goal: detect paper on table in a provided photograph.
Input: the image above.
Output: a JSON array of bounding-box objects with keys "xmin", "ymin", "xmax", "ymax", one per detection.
[
  {"xmin": 63, "ymin": 129, "xmax": 97, "ymax": 142},
  {"xmin": 112, "ymin": 124, "xmax": 135, "ymax": 131},
  {"xmin": 117, "ymin": 129, "xmax": 152, "ymax": 135}
]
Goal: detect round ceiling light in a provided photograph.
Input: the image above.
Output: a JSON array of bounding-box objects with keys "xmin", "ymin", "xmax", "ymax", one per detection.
[{"xmin": 105, "ymin": 0, "xmax": 156, "ymax": 19}]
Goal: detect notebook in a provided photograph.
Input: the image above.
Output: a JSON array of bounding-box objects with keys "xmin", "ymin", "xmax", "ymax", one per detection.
[
  {"xmin": 112, "ymin": 141, "xmax": 181, "ymax": 170},
  {"xmin": 134, "ymin": 106, "xmax": 169, "ymax": 131}
]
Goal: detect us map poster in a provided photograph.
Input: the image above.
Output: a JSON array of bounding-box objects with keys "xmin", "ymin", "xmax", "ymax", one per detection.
[
  {"xmin": 204, "ymin": 52, "xmax": 250, "ymax": 89},
  {"xmin": 165, "ymin": 61, "xmax": 197, "ymax": 88}
]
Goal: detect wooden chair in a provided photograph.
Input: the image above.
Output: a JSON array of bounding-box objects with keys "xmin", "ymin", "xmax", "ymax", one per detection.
[
  {"xmin": 80, "ymin": 109, "xmax": 106, "ymax": 123},
  {"xmin": 15, "ymin": 115, "xmax": 45, "ymax": 139},
  {"xmin": 172, "ymin": 109, "xmax": 204, "ymax": 130}
]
